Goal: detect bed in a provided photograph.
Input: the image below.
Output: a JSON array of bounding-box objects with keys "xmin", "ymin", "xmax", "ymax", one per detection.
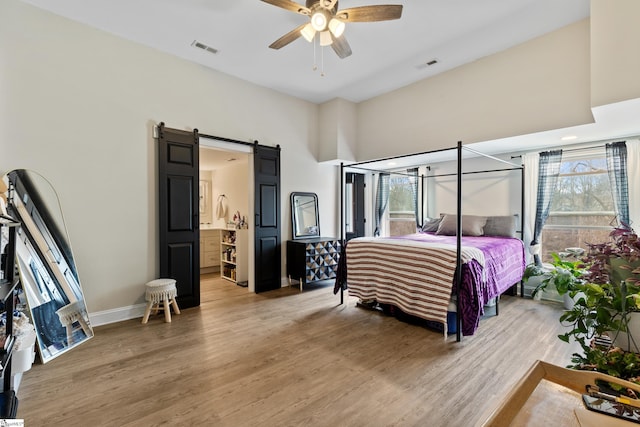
[
  {"xmin": 337, "ymin": 142, "xmax": 526, "ymax": 340},
  {"xmin": 345, "ymin": 215, "xmax": 526, "ymax": 336}
]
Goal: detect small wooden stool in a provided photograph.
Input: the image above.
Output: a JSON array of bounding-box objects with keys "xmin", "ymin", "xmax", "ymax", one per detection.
[
  {"xmin": 55, "ymin": 300, "xmax": 92, "ymax": 345},
  {"xmin": 141, "ymin": 278, "xmax": 181, "ymax": 324}
]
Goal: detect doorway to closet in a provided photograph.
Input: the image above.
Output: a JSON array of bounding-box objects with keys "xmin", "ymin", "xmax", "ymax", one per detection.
[
  {"xmin": 199, "ymin": 143, "xmax": 252, "ymax": 293},
  {"xmin": 157, "ymin": 124, "xmax": 282, "ymax": 307}
]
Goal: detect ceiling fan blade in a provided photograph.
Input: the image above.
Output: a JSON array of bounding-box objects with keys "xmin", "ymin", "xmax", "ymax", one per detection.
[
  {"xmin": 336, "ymin": 5, "xmax": 403, "ymax": 22},
  {"xmin": 261, "ymin": 0, "xmax": 310, "ymax": 15},
  {"xmin": 331, "ymin": 34, "xmax": 352, "ymax": 59},
  {"xmin": 269, "ymin": 23, "xmax": 307, "ymax": 49}
]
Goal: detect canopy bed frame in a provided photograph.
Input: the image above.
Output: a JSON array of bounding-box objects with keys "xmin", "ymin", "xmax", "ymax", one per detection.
[{"xmin": 338, "ymin": 141, "xmax": 526, "ymax": 342}]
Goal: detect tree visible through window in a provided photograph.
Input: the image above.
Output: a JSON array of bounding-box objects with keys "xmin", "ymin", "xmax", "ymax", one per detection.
[
  {"xmin": 389, "ymin": 175, "xmax": 414, "ymax": 215},
  {"xmin": 541, "ymin": 155, "xmax": 616, "ymax": 261},
  {"xmin": 387, "ymin": 175, "xmax": 416, "ymax": 235}
]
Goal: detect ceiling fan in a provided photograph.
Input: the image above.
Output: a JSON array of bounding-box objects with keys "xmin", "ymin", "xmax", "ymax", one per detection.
[{"xmin": 261, "ymin": 0, "xmax": 403, "ymax": 59}]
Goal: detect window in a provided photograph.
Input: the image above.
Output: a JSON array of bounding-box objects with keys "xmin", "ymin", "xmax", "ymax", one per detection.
[
  {"xmin": 541, "ymin": 152, "xmax": 615, "ymax": 261},
  {"xmin": 389, "ymin": 175, "xmax": 414, "ymax": 217},
  {"xmin": 387, "ymin": 171, "xmax": 417, "ymax": 236}
]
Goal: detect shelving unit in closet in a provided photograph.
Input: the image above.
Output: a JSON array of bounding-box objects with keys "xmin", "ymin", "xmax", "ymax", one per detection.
[{"xmin": 220, "ymin": 228, "xmax": 248, "ymax": 286}]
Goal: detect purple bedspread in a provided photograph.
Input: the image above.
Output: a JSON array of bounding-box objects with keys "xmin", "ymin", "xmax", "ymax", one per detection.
[{"xmin": 386, "ymin": 233, "xmax": 525, "ymax": 335}]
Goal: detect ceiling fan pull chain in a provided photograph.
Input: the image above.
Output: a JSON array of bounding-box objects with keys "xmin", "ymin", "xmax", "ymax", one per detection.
[
  {"xmin": 312, "ymin": 33, "xmax": 318, "ymax": 71},
  {"xmin": 321, "ymin": 45, "xmax": 325, "ymax": 77}
]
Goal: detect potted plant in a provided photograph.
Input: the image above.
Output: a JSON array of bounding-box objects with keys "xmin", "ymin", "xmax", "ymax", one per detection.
[
  {"xmin": 523, "ymin": 250, "xmax": 587, "ymax": 309},
  {"xmin": 554, "ymin": 225, "xmax": 640, "ymax": 388},
  {"xmin": 581, "ymin": 223, "xmax": 640, "ymax": 350},
  {"xmin": 583, "ymin": 223, "xmax": 640, "ymax": 287},
  {"xmin": 559, "ymin": 279, "xmax": 640, "ymax": 390},
  {"xmin": 559, "ymin": 280, "xmax": 640, "ymax": 350}
]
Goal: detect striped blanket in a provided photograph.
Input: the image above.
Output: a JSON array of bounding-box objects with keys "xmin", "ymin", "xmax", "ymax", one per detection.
[{"xmin": 346, "ymin": 233, "xmax": 525, "ymax": 336}]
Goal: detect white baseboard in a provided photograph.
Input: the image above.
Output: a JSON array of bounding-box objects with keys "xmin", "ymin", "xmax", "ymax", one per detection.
[
  {"xmin": 88, "ymin": 303, "xmax": 147, "ymax": 327},
  {"xmin": 90, "ymin": 277, "xmax": 296, "ymax": 327}
]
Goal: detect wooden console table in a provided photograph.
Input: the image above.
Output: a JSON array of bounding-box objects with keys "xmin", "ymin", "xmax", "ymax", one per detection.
[{"xmin": 479, "ymin": 360, "xmax": 640, "ymax": 426}]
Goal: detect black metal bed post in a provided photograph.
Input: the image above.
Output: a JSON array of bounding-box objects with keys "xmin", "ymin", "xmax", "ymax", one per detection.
[
  {"xmin": 456, "ymin": 141, "xmax": 463, "ymax": 342},
  {"xmin": 420, "ymin": 174, "xmax": 425, "ymax": 225},
  {"xmin": 340, "ymin": 162, "xmax": 345, "ymax": 305},
  {"xmin": 520, "ymin": 164, "xmax": 526, "ymax": 297}
]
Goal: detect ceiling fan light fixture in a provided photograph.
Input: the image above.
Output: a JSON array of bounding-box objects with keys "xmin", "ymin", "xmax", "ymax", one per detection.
[
  {"xmin": 311, "ymin": 10, "xmax": 328, "ymax": 31},
  {"xmin": 300, "ymin": 23, "xmax": 316, "ymax": 42},
  {"xmin": 319, "ymin": 30, "xmax": 333, "ymax": 46},
  {"xmin": 328, "ymin": 18, "xmax": 345, "ymax": 38}
]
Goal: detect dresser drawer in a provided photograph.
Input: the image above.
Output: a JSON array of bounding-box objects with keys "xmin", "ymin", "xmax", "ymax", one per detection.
[
  {"xmin": 203, "ymin": 236, "xmax": 219, "ymax": 252},
  {"xmin": 202, "ymin": 252, "xmax": 220, "ymax": 268}
]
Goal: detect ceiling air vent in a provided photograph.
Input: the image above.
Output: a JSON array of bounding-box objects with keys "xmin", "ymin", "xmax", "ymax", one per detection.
[
  {"xmin": 191, "ymin": 40, "xmax": 218, "ymax": 55},
  {"xmin": 416, "ymin": 58, "xmax": 439, "ymax": 70}
]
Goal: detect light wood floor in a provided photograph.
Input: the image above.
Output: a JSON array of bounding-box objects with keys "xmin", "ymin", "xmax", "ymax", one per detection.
[{"xmin": 18, "ymin": 275, "xmax": 579, "ymax": 426}]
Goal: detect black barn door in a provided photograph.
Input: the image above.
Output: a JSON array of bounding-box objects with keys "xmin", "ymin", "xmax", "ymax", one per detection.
[
  {"xmin": 157, "ymin": 123, "xmax": 200, "ymax": 308},
  {"xmin": 254, "ymin": 144, "xmax": 281, "ymax": 293}
]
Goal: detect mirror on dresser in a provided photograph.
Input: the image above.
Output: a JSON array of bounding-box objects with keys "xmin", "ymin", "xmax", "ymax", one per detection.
[
  {"xmin": 290, "ymin": 192, "xmax": 320, "ymax": 239},
  {"xmin": 287, "ymin": 192, "xmax": 341, "ymax": 291},
  {"xmin": 3, "ymin": 169, "xmax": 93, "ymax": 363}
]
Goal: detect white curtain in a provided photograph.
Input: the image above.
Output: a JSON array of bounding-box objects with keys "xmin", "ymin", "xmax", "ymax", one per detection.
[
  {"xmin": 627, "ymin": 138, "xmax": 640, "ymax": 229},
  {"xmin": 522, "ymin": 152, "xmax": 539, "ymax": 264}
]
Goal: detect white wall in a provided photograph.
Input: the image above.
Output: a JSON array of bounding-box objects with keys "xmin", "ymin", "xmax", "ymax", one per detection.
[
  {"xmin": 0, "ymin": 0, "xmax": 336, "ymax": 320},
  {"xmin": 424, "ymin": 155, "xmax": 523, "ymax": 221},
  {"xmin": 210, "ymin": 162, "xmax": 249, "ymax": 229}
]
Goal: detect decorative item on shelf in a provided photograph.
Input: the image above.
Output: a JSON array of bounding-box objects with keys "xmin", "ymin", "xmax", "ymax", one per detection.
[{"xmin": 232, "ymin": 211, "xmax": 248, "ymax": 229}]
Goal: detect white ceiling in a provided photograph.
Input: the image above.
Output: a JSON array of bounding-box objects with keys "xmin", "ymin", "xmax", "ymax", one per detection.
[
  {"xmin": 200, "ymin": 146, "xmax": 249, "ymax": 171},
  {"xmin": 19, "ymin": 0, "xmax": 640, "ymax": 160},
  {"xmin": 21, "ymin": 0, "xmax": 590, "ymax": 104}
]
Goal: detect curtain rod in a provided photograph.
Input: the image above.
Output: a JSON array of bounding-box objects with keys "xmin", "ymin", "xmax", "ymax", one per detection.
[{"xmin": 510, "ymin": 139, "xmax": 629, "ymax": 159}]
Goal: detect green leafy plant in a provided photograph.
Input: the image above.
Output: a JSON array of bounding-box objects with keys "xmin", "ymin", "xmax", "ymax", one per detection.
[
  {"xmin": 558, "ymin": 281, "xmax": 640, "ymax": 346},
  {"xmin": 523, "ymin": 252, "xmax": 587, "ymax": 297},
  {"xmin": 569, "ymin": 344, "xmax": 640, "ymax": 390},
  {"xmin": 545, "ymin": 225, "xmax": 640, "ymax": 384},
  {"xmin": 557, "ymin": 280, "xmax": 640, "ymax": 387}
]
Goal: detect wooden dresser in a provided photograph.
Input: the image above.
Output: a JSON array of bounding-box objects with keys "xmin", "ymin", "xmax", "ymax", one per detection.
[{"xmin": 200, "ymin": 228, "xmax": 221, "ymax": 274}]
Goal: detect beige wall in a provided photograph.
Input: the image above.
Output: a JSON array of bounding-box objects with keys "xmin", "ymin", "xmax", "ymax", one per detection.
[
  {"xmin": 0, "ymin": 0, "xmax": 337, "ymax": 320},
  {"xmin": 318, "ymin": 98, "xmax": 357, "ymax": 163},
  {"xmin": 590, "ymin": 0, "xmax": 640, "ymax": 108},
  {"xmin": 355, "ymin": 19, "xmax": 592, "ymax": 161},
  {"xmin": 2, "ymin": 0, "xmax": 640, "ymax": 324}
]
